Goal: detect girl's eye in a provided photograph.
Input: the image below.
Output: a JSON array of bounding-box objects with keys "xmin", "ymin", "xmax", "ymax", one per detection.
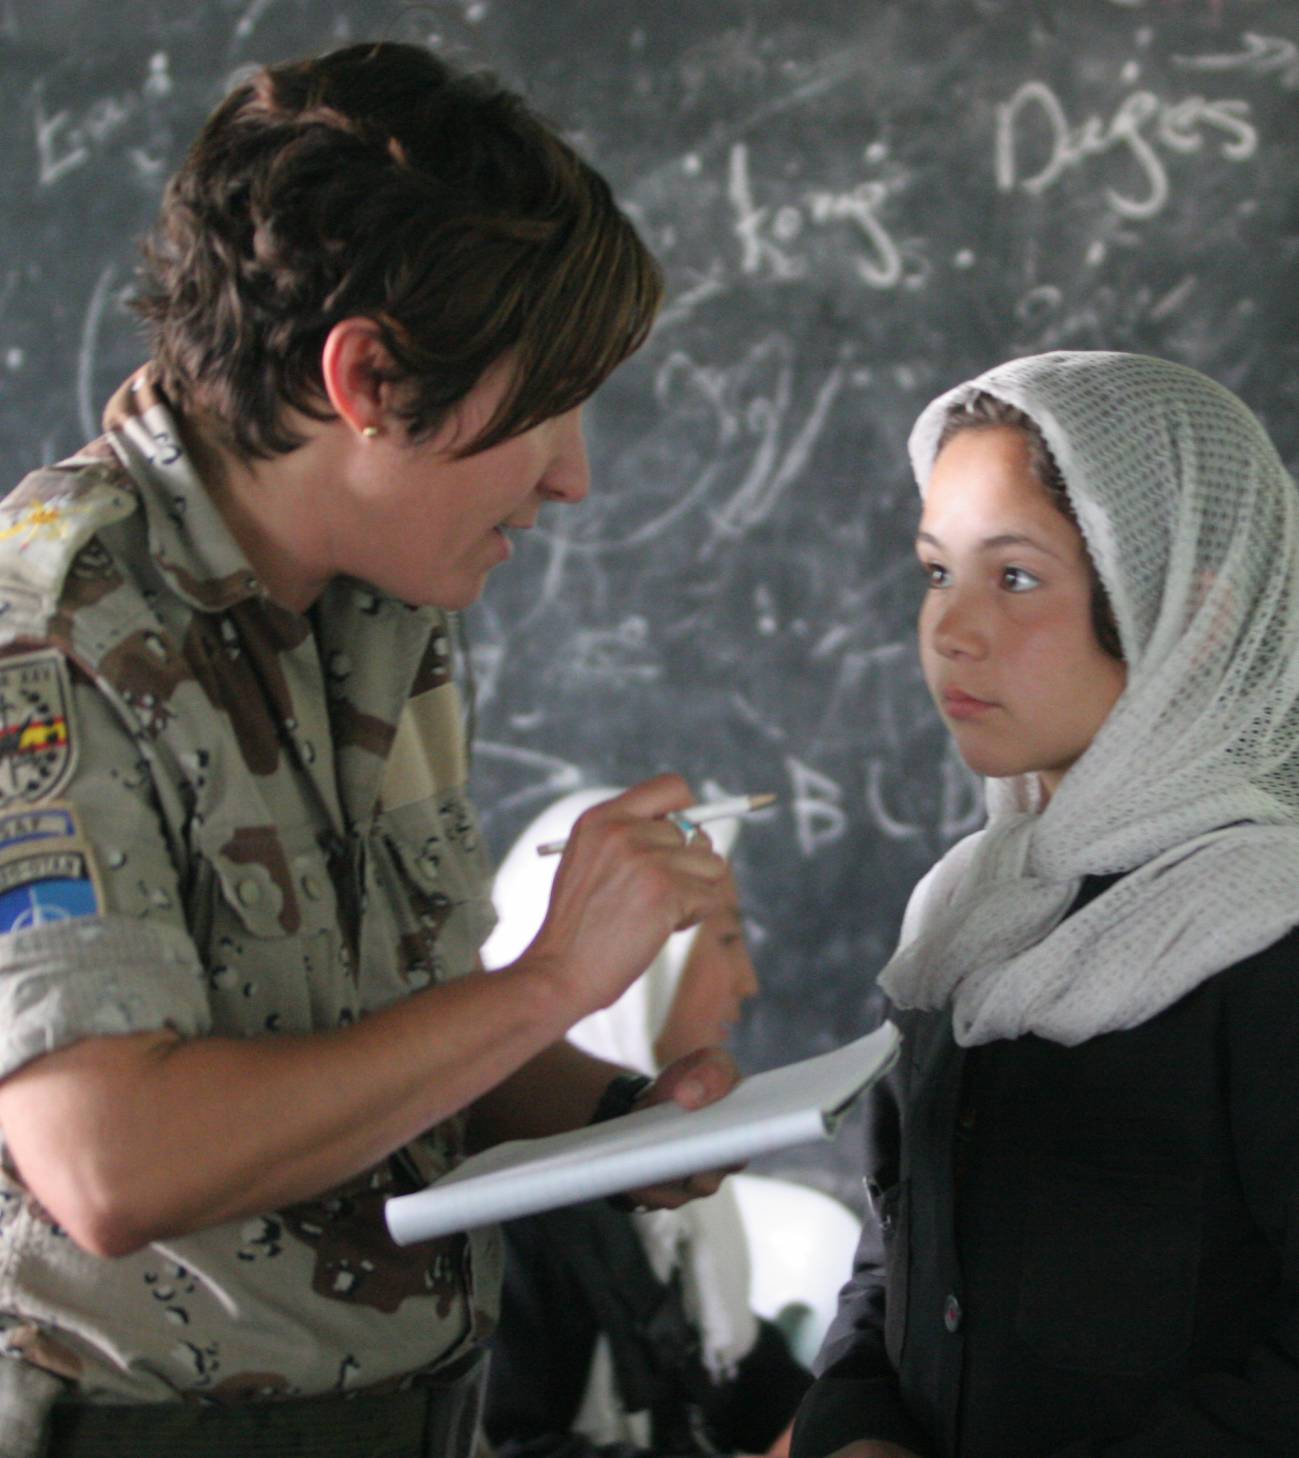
[
  {"xmin": 1001, "ymin": 566, "xmax": 1042, "ymax": 592},
  {"xmin": 920, "ymin": 560, "xmax": 949, "ymax": 587}
]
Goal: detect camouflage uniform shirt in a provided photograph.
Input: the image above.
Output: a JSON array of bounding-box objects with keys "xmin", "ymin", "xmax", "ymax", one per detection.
[{"xmin": 0, "ymin": 369, "xmax": 501, "ymax": 1404}]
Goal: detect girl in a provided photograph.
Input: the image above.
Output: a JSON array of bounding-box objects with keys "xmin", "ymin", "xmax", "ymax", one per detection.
[{"xmin": 792, "ymin": 351, "xmax": 1299, "ymax": 1458}]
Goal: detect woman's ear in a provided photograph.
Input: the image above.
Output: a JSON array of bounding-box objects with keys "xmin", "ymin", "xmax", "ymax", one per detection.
[{"xmin": 320, "ymin": 318, "xmax": 393, "ymax": 438}]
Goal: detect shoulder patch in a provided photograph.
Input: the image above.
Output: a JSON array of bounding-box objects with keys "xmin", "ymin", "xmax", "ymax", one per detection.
[
  {"xmin": 0, "ymin": 473, "xmax": 135, "ymax": 599},
  {"xmin": 0, "ymin": 804, "xmax": 81, "ymax": 847},
  {"xmin": 0, "ymin": 844, "xmax": 101, "ymax": 933},
  {"xmin": 0, "ymin": 799, "xmax": 100, "ymax": 932},
  {"xmin": 0, "ymin": 652, "xmax": 79, "ymax": 806}
]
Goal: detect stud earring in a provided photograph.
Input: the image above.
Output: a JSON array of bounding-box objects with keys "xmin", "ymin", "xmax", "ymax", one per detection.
[{"xmin": 362, "ymin": 425, "xmax": 381, "ymax": 439}]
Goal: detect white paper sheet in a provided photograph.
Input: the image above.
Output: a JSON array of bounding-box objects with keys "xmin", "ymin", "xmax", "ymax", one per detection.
[{"xmin": 385, "ymin": 1020, "xmax": 901, "ymax": 1244}]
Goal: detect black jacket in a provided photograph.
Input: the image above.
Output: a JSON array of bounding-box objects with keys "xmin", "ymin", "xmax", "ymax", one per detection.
[{"xmin": 792, "ymin": 877, "xmax": 1299, "ymax": 1458}]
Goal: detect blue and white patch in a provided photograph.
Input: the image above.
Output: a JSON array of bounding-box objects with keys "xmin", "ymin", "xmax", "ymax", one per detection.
[{"xmin": 0, "ymin": 816, "xmax": 101, "ymax": 932}]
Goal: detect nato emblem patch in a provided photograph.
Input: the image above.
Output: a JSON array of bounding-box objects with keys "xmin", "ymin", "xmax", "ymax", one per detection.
[
  {"xmin": 0, "ymin": 651, "xmax": 78, "ymax": 806},
  {"xmin": 0, "ymin": 802, "xmax": 101, "ymax": 932},
  {"xmin": 0, "ymin": 845, "xmax": 101, "ymax": 932}
]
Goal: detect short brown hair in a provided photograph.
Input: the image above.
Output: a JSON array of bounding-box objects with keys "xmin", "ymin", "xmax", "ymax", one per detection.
[
  {"xmin": 937, "ymin": 392, "xmax": 1124, "ymax": 661},
  {"xmin": 133, "ymin": 42, "xmax": 663, "ymax": 460}
]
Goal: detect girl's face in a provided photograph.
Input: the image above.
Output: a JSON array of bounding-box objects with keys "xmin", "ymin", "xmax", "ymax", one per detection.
[
  {"xmin": 653, "ymin": 869, "xmax": 760, "ymax": 1068},
  {"xmin": 915, "ymin": 426, "xmax": 1126, "ymax": 801}
]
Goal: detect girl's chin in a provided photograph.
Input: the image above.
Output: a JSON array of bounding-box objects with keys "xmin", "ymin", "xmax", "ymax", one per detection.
[{"xmin": 953, "ymin": 752, "xmax": 1029, "ymax": 781}]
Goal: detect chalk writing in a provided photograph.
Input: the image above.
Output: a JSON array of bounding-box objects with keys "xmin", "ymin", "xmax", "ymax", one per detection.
[
  {"xmin": 565, "ymin": 340, "xmax": 847, "ymax": 557},
  {"xmin": 864, "ymin": 758, "xmax": 922, "ymax": 841},
  {"xmin": 233, "ymin": 0, "xmax": 276, "ymax": 42},
  {"xmin": 76, "ymin": 265, "xmax": 115, "ymax": 443},
  {"xmin": 568, "ymin": 618, "xmax": 661, "ymax": 684},
  {"xmin": 995, "ymin": 79, "xmax": 1256, "ymax": 220},
  {"xmin": 1174, "ymin": 32, "xmax": 1299, "ymax": 89},
  {"xmin": 709, "ymin": 357, "xmax": 846, "ymax": 548},
  {"xmin": 865, "ymin": 749, "xmax": 983, "ymax": 846},
  {"xmin": 655, "ymin": 263, "xmax": 726, "ymax": 332},
  {"xmin": 727, "ymin": 141, "xmax": 903, "ymax": 288},
  {"xmin": 467, "ymin": 640, "xmax": 506, "ymax": 717},
  {"xmin": 785, "ymin": 756, "xmax": 847, "ymax": 858},
  {"xmin": 1013, "ymin": 274, "xmax": 1205, "ymax": 351},
  {"xmin": 33, "ymin": 53, "xmax": 173, "ymax": 188}
]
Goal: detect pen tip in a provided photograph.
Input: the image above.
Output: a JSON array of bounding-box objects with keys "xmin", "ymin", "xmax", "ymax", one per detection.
[{"xmin": 749, "ymin": 792, "xmax": 778, "ymax": 810}]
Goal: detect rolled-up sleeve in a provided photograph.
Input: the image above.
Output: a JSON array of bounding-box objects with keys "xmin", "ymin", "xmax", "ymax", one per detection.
[
  {"xmin": 0, "ymin": 913, "xmax": 208, "ymax": 1079},
  {"xmin": 0, "ymin": 656, "xmax": 210, "ymax": 1078}
]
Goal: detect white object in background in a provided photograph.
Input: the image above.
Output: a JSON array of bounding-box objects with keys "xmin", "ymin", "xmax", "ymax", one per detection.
[{"xmin": 729, "ymin": 1171, "xmax": 862, "ymax": 1368}]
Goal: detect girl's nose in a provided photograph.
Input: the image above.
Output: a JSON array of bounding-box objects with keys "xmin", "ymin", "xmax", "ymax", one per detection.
[{"xmin": 930, "ymin": 590, "xmax": 987, "ymax": 660}]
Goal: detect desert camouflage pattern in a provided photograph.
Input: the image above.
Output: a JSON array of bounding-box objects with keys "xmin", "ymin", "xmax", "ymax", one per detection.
[{"xmin": 0, "ymin": 369, "xmax": 502, "ymax": 1405}]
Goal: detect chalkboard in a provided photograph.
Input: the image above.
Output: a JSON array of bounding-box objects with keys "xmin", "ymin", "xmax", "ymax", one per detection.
[{"xmin": 2, "ymin": 0, "xmax": 1297, "ymax": 1208}]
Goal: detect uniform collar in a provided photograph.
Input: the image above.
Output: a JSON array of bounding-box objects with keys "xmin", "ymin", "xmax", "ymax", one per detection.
[
  {"xmin": 102, "ymin": 368, "xmax": 444, "ymax": 644},
  {"xmin": 102, "ymin": 366, "xmax": 268, "ymax": 615}
]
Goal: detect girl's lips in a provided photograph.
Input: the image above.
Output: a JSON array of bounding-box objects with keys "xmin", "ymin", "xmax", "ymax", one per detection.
[{"xmin": 943, "ymin": 689, "xmax": 996, "ymax": 720}]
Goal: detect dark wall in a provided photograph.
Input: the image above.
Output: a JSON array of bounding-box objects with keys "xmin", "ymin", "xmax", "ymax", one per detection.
[{"xmin": 2, "ymin": 0, "xmax": 1296, "ymax": 1206}]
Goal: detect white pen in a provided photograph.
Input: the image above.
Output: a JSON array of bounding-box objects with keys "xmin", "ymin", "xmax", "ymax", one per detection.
[{"xmin": 535, "ymin": 792, "xmax": 778, "ymax": 856}]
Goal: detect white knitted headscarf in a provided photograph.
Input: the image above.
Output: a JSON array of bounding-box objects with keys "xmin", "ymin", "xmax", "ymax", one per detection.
[
  {"xmin": 480, "ymin": 790, "xmax": 758, "ymax": 1387},
  {"xmin": 878, "ymin": 351, "xmax": 1299, "ymax": 1047}
]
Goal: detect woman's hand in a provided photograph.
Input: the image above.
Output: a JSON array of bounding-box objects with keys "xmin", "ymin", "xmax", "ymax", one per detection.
[
  {"xmin": 524, "ymin": 775, "xmax": 730, "ymax": 1019},
  {"xmin": 614, "ymin": 1045, "xmax": 743, "ymax": 1210}
]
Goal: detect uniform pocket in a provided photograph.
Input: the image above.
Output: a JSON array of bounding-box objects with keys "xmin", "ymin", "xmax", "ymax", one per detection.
[
  {"xmin": 379, "ymin": 795, "xmax": 496, "ymax": 969},
  {"xmin": 197, "ymin": 822, "xmax": 347, "ymax": 1031},
  {"xmin": 206, "ymin": 823, "xmax": 317, "ymax": 938},
  {"xmin": 1015, "ymin": 1155, "xmax": 1202, "ymax": 1374}
]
